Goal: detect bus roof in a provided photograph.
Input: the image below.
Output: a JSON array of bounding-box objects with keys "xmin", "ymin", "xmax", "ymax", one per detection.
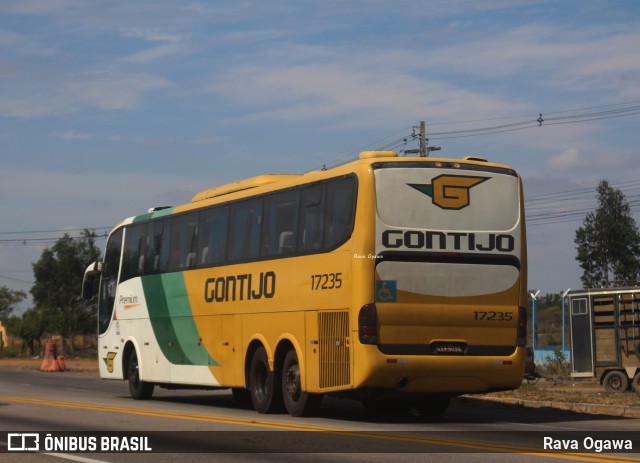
[
  {"xmin": 189, "ymin": 151, "xmax": 515, "ymax": 205},
  {"xmin": 117, "ymin": 151, "xmax": 517, "ymax": 229},
  {"xmin": 192, "ymin": 174, "xmax": 301, "ymax": 202}
]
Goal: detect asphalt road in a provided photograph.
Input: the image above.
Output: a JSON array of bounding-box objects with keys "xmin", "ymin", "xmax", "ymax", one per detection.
[{"xmin": 0, "ymin": 367, "xmax": 639, "ymax": 463}]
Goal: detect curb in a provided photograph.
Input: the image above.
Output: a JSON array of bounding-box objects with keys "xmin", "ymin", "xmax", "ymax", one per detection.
[{"xmin": 458, "ymin": 395, "xmax": 640, "ymax": 418}]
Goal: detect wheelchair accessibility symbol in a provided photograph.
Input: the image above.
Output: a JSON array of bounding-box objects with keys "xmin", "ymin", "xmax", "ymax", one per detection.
[{"xmin": 375, "ymin": 280, "xmax": 397, "ymax": 302}]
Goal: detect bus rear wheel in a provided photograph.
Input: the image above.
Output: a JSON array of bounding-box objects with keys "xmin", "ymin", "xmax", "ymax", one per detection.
[
  {"xmin": 282, "ymin": 349, "xmax": 321, "ymax": 417},
  {"xmin": 249, "ymin": 346, "xmax": 283, "ymax": 413},
  {"xmin": 128, "ymin": 350, "xmax": 154, "ymax": 400}
]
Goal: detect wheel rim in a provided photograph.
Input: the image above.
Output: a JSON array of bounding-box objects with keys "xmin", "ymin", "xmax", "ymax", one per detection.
[{"xmin": 285, "ymin": 363, "xmax": 301, "ymax": 402}]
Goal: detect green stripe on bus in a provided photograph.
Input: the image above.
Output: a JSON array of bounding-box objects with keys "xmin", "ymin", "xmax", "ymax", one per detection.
[
  {"xmin": 132, "ymin": 207, "xmax": 175, "ymax": 223},
  {"xmin": 142, "ymin": 273, "xmax": 219, "ymax": 367}
]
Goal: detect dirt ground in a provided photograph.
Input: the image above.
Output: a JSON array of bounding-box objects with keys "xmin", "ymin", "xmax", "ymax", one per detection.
[
  {"xmin": 483, "ymin": 377, "xmax": 640, "ymax": 408},
  {"xmin": 0, "ymin": 357, "xmax": 98, "ymax": 373},
  {"xmin": 1, "ymin": 357, "xmax": 638, "ymax": 408}
]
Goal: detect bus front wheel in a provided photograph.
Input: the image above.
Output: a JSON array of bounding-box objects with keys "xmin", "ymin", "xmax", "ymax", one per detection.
[
  {"xmin": 127, "ymin": 350, "xmax": 154, "ymax": 400},
  {"xmin": 282, "ymin": 349, "xmax": 321, "ymax": 417},
  {"xmin": 249, "ymin": 347, "xmax": 283, "ymax": 413}
]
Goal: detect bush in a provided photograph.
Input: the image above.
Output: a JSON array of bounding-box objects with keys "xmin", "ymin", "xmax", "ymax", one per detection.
[
  {"xmin": 542, "ymin": 348, "xmax": 570, "ymax": 377},
  {"xmin": 0, "ymin": 346, "xmax": 21, "ymax": 358}
]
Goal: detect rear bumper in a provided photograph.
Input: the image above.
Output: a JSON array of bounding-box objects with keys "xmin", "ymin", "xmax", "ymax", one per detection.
[{"xmin": 353, "ymin": 345, "xmax": 525, "ymax": 394}]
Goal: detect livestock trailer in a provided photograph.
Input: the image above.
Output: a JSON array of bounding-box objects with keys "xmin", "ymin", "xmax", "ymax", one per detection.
[{"xmin": 568, "ymin": 287, "xmax": 640, "ymax": 392}]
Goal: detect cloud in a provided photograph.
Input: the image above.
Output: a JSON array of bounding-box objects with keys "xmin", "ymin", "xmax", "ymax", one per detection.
[
  {"xmin": 207, "ymin": 63, "xmax": 525, "ymax": 127},
  {"xmin": 0, "ymin": 0, "xmax": 79, "ymax": 15},
  {"xmin": 120, "ymin": 43, "xmax": 186, "ymax": 64},
  {"xmin": 51, "ymin": 130, "xmax": 93, "ymax": 140},
  {"xmin": 0, "ymin": 70, "xmax": 174, "ymax": 117},
  {"xmin": 121, "ymin": 27, "xmax": 184, "ymax": 43},
  {"xmin": 203, "ymin": 19, "xmax": 640, "ymax": 131},
  {"xmin": 0, "ymin": 29, "xmax": 56, "ymax": 56},
  {"xmin": 547, "ymin": 147, "xmax": 638, "ymax": 172},
  {"xmin": 424, "ymin": 23, "xmax": 640, "ymax": 97},
  {"xmin": 547, "ymin": 148, "xmax": 581, "ymax": 170},
  {"xmin": 0, "ymin": 168, "xmax": 218, "ymax": 230}
]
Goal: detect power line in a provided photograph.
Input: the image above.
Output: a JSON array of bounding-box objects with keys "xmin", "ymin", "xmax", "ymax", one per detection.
[
  {"xmin": 0, "ymin": 227, "xmax": 111, "ymax": 236},
  {"xmin": 427, "ymin": 99, "xmax": 640, "ymax": 127},
  {"xmin": 525, "ymin": 178, "xmax": 640, "ymax": 226},
  {"xmin": 315, "ymin": 100, "xmax": 640, "ymax": 171},
  {"xmin": 0, "ymin": 274, "xmax": 33, "ymax": 287},
  {"xmin": 0, "ymin": 231, "xmax": 108, "ymax": 247}
]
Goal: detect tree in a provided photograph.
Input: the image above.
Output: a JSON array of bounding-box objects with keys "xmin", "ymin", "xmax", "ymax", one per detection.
[
  {"xmin": 575, "ymin": 180, "xmax": 640, "ymax": 288},
  {"xmin": 30, "ymin": 230, "xmax": 102, "ymax": 353},
  {"xmin": 0, "ymin": 285, "xmax": 26, "ymax": 320},
  {"xmin": 5, "ymin": 309, "xmax": 47, "ymax": 356}
]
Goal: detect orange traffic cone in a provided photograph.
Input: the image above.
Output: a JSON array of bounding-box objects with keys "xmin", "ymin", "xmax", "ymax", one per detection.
[{"xmin": 57, "ymin": 356, "xmax": 66, "ymax": 372}]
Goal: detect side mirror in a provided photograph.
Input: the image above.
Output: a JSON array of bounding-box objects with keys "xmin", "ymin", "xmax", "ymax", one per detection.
[{"xmin": 82, "ymin": 262, "xmax": 102, "ymax": 300}]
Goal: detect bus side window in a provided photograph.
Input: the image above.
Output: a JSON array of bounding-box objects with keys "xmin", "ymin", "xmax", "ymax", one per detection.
[
  {"xmin": 145, "ymin": 219, "xmax": 170, "ymax": 274},
  {"xmin": 229, "ymin": 199, "xmax": 262, "ymax": 262},
  {"xmin": 324, "ymin": 177, "xmax": 356, "ymax": 248},
  {"xmin": 169, "ymin": 212, "xmax": 199, "ymax": 271},
  {"xmin": 262, "ymin": 190, "xmax": 300, "ymax": 257},
  {"xmin": 121, "ymin": 223, "xmax": 146, "ymax": 282},
  {"xmin": 300, "ymin": 185, "xmax": 323, "ymax": 251},
  {"xmin": 99, "ymin": 228, "xmax": 123, "ymax": 335},
  {"xmin": 198, "ymin": 206, "xmax": 228, "ymax": 266}
]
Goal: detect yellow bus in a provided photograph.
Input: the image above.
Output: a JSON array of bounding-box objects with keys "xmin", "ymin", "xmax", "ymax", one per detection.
[{"xmin": 83, "ymin": 150, "xmax": 527, "ymax": 417}]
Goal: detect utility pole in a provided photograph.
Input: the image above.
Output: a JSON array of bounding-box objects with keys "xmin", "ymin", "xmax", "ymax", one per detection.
[
  {"xmin": 405, "ymin": 121, "xmax": 440, "ymax": 157},
  {"xmin": 418, "ymin": 120, "xmax": 426, "ymax": 157}
]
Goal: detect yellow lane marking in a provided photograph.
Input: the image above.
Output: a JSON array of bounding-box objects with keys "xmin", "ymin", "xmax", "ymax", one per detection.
[
  {"xmin": 0, "ymin": 397, "xmax": 334, "ymax": 431},
  {"xmin": 2, "ymin": 396, "xmax": 639, "ymax": 462}
]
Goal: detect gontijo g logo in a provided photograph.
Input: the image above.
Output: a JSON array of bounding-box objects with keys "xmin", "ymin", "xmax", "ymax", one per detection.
[{"xmin": 409, "ymin": 174, "xmax": 488, "ymax": 210}]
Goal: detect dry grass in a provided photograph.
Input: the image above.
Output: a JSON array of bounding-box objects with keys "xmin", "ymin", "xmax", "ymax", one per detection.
[
  {"xmin": 483, "ymin": 378, "xmax": 640, "ymax": 408},
  {"xmin": 0, "ymin": 357, "xmax": 98, "ymax": 373}
]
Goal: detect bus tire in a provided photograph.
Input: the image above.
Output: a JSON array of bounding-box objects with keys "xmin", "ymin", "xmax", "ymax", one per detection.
[
  {"xmin": 249, "ymin": 346, "xmax": 283, "ymax": 414},
  {"xmin": 128, "ymin": 349, "xmax": 154, "ymax": 400},
  {"xmin": 282, "ymin": 349, "xmax": 321, "ymax": 417},
  {"xmin": 602, "ymin": 370, "xmax": 629, "ymax": 393}
]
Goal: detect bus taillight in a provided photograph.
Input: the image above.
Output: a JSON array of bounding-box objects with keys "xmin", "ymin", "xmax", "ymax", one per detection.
[
  {"xmin": 358, "ymin": 303, "xmax": 378, "ymax": 345},
  {"xmin": 517, "ymin": 306, "xmax": 527, "ymax": 347}
]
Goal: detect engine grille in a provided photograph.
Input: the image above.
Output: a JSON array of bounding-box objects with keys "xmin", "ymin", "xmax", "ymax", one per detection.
[{"xmin": 318, "ymin": 310, "xmax": 351, "ymax": 389}]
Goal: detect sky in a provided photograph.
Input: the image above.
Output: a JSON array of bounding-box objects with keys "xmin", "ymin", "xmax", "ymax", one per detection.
[{"xmin": 1, "ymin": 0, "xmax": 640, "ymax": 311}]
